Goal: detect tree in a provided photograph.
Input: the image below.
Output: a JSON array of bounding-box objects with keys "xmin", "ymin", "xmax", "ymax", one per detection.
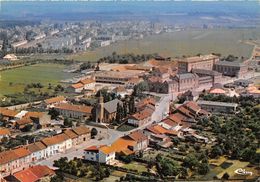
[
  {"xmin": 210, "ymin": 145, "xmax": 223, "ymax": 158},
  {"xmin": 115, "ymin": 103, "xmax": 124, "ymax": 124},
  {"xmin": 156, "ymin": 156, "xmax": 180, "ymax": 177},
  {"xmin": 91, "ymin": 128, "xmax": 98, "ymax": 138},
  {"xmin": 222, "ymin": 172, "xmax": 230, "ymax": 180},
  {"xmin": 128, "ymin": 95, "xmax": 135, "ymax": 114},
  {"xmin": 183, "ymin": 154, "xmax": 199, "ymax": 170},
  {"xmin": 63, "ymin": 118, "xmax": 72, "ymax": 127},
  {"xmin": 197, "ymin": 162, "xmax": 210, "ymax": 175},
  {"xmin": 48, "ymin": 108, "xmax": 59, "ymax": 120}
]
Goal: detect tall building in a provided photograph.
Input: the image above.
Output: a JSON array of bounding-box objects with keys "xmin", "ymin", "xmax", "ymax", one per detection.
[{"xmin": 178, "ymin": 54, "xmax": 219, "ymax": 73}]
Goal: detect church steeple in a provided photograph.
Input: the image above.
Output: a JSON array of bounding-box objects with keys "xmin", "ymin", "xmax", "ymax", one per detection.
[{"xmin": 96, "ymin": 93, "xmax": 104, "ymax": 123}]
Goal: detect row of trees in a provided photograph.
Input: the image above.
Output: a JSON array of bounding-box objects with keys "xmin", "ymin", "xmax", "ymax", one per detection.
[{"xmin": 98, "ymin": 52, "xmax": 158, "ymax": 64}]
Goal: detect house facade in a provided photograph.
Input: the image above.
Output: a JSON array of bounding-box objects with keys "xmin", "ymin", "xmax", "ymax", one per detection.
[
  {"xmin": 0, "ymin": 148, "xmax": 31, "ymax": 178},
  {"xmin": 84, "ymin": 145, "xmax": 115, "ymax": 164},
  {"xmin": 41, "ymin": 134, "xmax": 72, "ymax": 157}
]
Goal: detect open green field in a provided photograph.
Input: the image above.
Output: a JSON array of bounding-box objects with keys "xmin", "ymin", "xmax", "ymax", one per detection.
[
  {"xmin": 0, "ymin": 63, "xmax": 75, "ymax": 97},
  {"xmin": 70, "ymin": 28, "xmax": 260, "ymax": 62}
]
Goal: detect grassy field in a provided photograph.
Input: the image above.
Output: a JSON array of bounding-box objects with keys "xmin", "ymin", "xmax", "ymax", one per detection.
[
  {"xmin": 69, "ymin": 28, "xmax": 260, "ymax": 62},
  {"xmin": 123, "ymin": 162, "xmax": 147, "ymax": 173},
  {"xmin": 0, "ymin": 63, "xmax": 75, "ymax": 97}
]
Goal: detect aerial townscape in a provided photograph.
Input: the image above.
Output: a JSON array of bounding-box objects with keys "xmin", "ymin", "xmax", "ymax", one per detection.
[{"xmin": 0, "ymin": 1, "xmax": 259, "ymax": 182}]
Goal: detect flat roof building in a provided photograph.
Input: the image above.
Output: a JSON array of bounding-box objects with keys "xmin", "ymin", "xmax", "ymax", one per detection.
[{"xmin": 197, "ymin": 100, "xmax": 238, "ymax": 114}]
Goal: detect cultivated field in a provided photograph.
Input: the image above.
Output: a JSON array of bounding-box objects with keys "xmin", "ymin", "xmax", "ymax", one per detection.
[
  {"xmin": 0, "ymin": 63, "xmax": 75, "ymax": 96},
  {"xmin": 69, "ymin": 28, "xmax": 260, "ymax": 62}
]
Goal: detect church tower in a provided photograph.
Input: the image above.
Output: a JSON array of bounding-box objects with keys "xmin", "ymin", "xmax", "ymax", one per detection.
[{"xmin": 96, "ymin": 94, "xmax": 104, "ymax": 123}]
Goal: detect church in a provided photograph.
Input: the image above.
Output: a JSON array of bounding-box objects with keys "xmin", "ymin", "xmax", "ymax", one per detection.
[{"xmin": 95, "ymin": 96, "xmax": 123, "ymax": 123}]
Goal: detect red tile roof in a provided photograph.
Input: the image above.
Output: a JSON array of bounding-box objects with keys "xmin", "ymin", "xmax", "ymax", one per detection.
[
  {"xmin": 0, "ymin": 147, "xmax": 31, "ymax": 165},
  {"xmin": 41, "ymin": 133, "xmax": 69, "ymax": 146},
  {"xmin": 0, "ymin": 107, "xmax": 18, "ymax": 117},
  {"xmin": 79, "ymin": 78, "xmax": 95, "ymax": 85},
  {"xmin": 127, "ymin": 130, "xmax": 148, "ymax": 142},
  {"xmin": 129, "ymin": 109, "xmax": 152, "ymax": 121},
  {"xmin": 0, "ymin": 128, "xmax": 10, "ymax": 136},
  {"xmin": 13, "ymin": 165, "xmax": 55, "ymax": 182},
  {"xmin": 71, "ymin": 83, "xmax": 84, "ymax": 89},
  {"xmin": 55, "ymin": 103, "xmax": 93, "ymax": 114},
  {"xmin": 44, "ymin": 96, "xmax": 65, "ymax": 104}
]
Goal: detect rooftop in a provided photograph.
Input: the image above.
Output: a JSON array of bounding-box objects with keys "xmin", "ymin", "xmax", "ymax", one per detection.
[
  {"xmin": 44, "ymin": 96, "xmax": 65, "ymax": 104},
  {"xmin": 192, "ymin": 68, "xmax": 222, "ymax": 76},
  {"xmin": 41, "ymin": 133, "xmax": 69, "ymax": 146},
  {"xmin": 55, "ymin": 103, "xmax": 93, "ymax": 114},
  {"xmin": 95, "ymin": 70, "xmax": 141, "ymax": 79},
  {"xmin": 25, "ymin": 142, "xmax": 47, "ymax": 153},
  {"xmin": 103, "ymin": 99, "xmax": 123, "ymax": 114},
  {"xmin": 79, "ymin": 78, "xmax": 95, "ymax": 85},
  {"xmin": 197, "ymin": 100, "xmax": 238, "ymax": 107},
  {"xmin": 178, "ymin": 54, "xmax": 218, "ymax": 63},
  {"xmin": 13, "ymin": 165, "xmax": 55, "ymax": 182},
  {"xmin": 130, "ymin": 108, "xmax": 152, "ymax": 121},
  {"xmin": 175, "ymin": 73, "xmax": 198, "ymax": 80},
  {"xmin": 70, "ymin": 83, "xmax": 84, "ymax": 89},
  {"xmin": 0, "ymin": 107, "xmax": 18, "ymax": 117},
  {"xmin": 0, "ymin": 128, "xmax": 10, "ymax": 136},
  {"xmin": 214, "ymin": 61, "xmax": 246, "ymax": 67},
  {"xmin": 72, "ymin": 126, "xmax": 90, "ymax": 136}
]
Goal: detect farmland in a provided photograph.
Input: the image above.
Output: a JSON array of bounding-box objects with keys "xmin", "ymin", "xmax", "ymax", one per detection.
[
  {"xmin": 69, "ymin": 28, "xmax": 260, "ymax": 62},
  {"xmin": 0, "ymin": 63, "xmax": 75, "ymax": 97}
]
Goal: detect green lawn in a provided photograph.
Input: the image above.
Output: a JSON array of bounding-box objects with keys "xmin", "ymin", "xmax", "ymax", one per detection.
[
  {"xmin": 69, "ymin": 28, "xmax": 260, "ymax": 62},
  {"xmin": 0, "ymin": 63, "xmax": 75, "ymax": 97},
  {"xmin": 123, "ymin": 162, "xmax": 147, "ymax": 173}
]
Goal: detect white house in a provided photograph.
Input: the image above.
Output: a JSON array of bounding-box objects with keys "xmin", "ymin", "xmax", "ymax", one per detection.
[
  {"xmin": 3, "ymin": 54, "xmax": 18, "ymax": 61},
  {"xmin": 41, "ymin": 134, "xmax": 72, "ymax": 157},
  {"xmin": 25, "ymin": 142, "xmax": 47, "ymax": 162},
  {"xmin": 79, "ymin": 78, "xmax": 95, "ymax": 90},
  {"xmin": 84, "ymin": 145, "xmax": 115, "ymax": 164}
]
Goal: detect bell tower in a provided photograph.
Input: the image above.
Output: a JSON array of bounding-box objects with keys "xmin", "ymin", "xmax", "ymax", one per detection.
[{"xmin": 96, "ymin": 94, "xmax": 104, "ymax": 123}]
